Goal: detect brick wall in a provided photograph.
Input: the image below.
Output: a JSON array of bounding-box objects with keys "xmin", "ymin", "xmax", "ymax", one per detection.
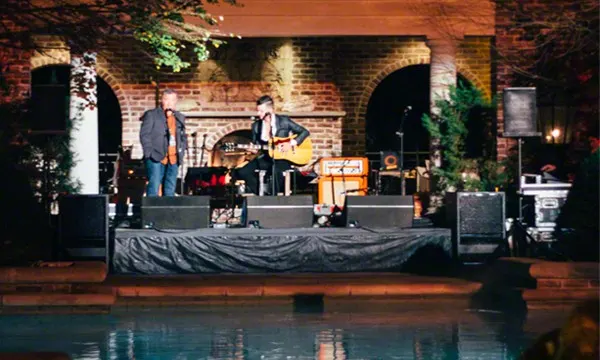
[
  {"xmin": 13, "ymin": 34, "xmax": 492, "ymax": 169},
  {"xmin": 0, "ymin": 22, "xmax": 31, "ymax": 104}
]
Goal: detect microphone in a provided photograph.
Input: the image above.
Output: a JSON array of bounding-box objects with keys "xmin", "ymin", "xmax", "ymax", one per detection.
[{"xmin": 403, "ymin": 106, "xmax": 412, "ymax": 114}]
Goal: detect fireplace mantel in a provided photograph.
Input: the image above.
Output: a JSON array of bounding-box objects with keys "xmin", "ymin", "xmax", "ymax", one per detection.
[{"xmin": 183, "ymin": 111, "xmax": 346, "ymax": 118}]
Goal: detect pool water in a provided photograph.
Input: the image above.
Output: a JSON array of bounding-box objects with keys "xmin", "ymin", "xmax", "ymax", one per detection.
[{"xmin": 0, "ymin": 301, "xmax": 569, "ymax": 360}]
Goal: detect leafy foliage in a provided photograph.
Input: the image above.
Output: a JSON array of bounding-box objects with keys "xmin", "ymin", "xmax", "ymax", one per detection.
[
  {"xmin": 0, "ymin": 100, "xmax": 80, "ymax": 264},
  {"xmin": 0, "ymin": 0, "xmax": 239, "ymax": 72},
  {"xmin": 0, "ymin": 100, "xmax": 80, "ymax": 199},
  {"xmin": 422, "ymin": 82, "xmax": 508, "ymax": 193}
]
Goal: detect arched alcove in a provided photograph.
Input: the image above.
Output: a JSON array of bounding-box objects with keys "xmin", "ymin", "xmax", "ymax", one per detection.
[
  {"xmin": 31, "ymin": 65, "xmax": 123, "ymax": 190},
  {"xmin": 210, "ymin": 129, "xmax": 254, "ymax": 168},
  {"xmin": 365, "ymin": 65, "xmax": 486, "ymax": 168}
]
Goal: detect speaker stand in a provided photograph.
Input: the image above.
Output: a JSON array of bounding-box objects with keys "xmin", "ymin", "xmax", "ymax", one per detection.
[{"xmin": 517, "ymin": 138, "xmax": 523, "ymax": 222}]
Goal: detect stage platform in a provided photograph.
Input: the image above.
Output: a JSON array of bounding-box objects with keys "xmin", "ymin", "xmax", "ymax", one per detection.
[{"xmin": 112, "ymin": 227, "xmax": 451, "ymax": 275}]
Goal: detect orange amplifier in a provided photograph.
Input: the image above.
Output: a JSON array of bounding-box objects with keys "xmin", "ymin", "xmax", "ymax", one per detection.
[{"xmin": 318, "ymin": 157, "xmax": 369, "ymax": 206}]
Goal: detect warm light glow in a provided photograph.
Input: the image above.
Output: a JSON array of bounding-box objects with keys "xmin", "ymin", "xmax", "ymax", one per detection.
[
  {"xmin": 551, "ymin": 128, "xmax": 561, "ymax": 138},
  {"xmin": 545, "ymin": 135, "xmax": 552, "ymax": 142},
  {"xmin": 128, "ymin": 169, "xmax": 134, "ymax": 175}
]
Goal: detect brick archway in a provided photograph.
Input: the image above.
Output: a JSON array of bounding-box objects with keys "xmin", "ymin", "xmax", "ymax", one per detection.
[
  {"xmin": 355, "ymin": 61, "xmax": 488, "ymax": 124},
  {"xmin": 206, "ymin": 121, "xmax": 252, "ymax": 150},
  {"xmin": 455, "ymin": 66, "xmax": 490, "ymax": 100},
  {"xmin": 30, "ymin": 56, "xmax": 131, "ymax": 126},
  {"xmin": 95, "ymin": 67, "xmax": 130, "ymax": 124},
  {"xmin": 30, "ymin": 52, "xmax": 70, "ymax": 69}
]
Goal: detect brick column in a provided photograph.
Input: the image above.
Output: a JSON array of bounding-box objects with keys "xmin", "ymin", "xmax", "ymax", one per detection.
[
  {"xmin": 69, "ymin": 52, "xmax": 99, "ymax": 194},
  {"xmin": 427, "ymin": 38, "xmax": 457, "ymax": 168}
]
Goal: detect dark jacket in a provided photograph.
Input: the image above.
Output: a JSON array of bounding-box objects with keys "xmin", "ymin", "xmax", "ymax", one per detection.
[
  {"xmin": 139, "ymin": 107, "xmax": 187, "ymax": 164},
  {"xmin": 251, "ymin": 114, "xmax": 309, "ymax": 147}
]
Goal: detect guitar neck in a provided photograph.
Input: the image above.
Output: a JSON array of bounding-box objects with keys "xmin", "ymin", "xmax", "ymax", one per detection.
[{"xmin": 236, "ymin": 143, "xmax": 268, "ymax": 151}]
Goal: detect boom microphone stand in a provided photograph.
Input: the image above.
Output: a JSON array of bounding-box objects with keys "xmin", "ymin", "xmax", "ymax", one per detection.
[{"xmin": 395, "ymin": 106, "xmax": 411, "ymax": 196}]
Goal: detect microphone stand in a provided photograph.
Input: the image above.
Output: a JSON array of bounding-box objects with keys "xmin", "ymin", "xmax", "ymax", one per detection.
[
  {"xmin": 397, "ymin": 106, "xmax": 410, "ymax": 196},
  {"xmin": 191, "ymin": 132, "xmax": 198, "ymax": 167},
  {"xmin": 270, "ymin": 117, "xmax": 277, "ymax": 196},
  {"xmin": 199, "ymin": 133, "xmax": 207, "ymax": 167}
]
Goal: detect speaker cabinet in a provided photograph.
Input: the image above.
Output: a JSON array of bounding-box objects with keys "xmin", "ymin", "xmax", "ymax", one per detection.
[
  {"xmin": 446, "ymin": 192, "xmax": 506, "ymax": 259},
  {"xmin": 343, "ymin": 195, "xmax": 414, "ymax": 228},
  {"xmin": 502, "ymin": 87, "xmax": 541, "ymax": 138},
  {"xmin": 380, "ymin": 151, "xmax": 400, "ymax": 170},
  {"xmin": 141, "ymin": 196, "xmax": 210, "ymax": 229},
  {"xmin": 58, "ymin": 195, "xmax": 109, "ymax": 261},
  {"xmin": 318, "ymin": 177, "xmax": 367, "ymax": 207},
  {"xmin": 245, "ymin": 196, "xmax": 314, "ymax": 228}
]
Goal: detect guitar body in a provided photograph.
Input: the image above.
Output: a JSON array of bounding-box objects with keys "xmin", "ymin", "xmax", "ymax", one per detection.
[{"xmin": 267, "ymin": 136, "xmax": 313, "ymax": 165}]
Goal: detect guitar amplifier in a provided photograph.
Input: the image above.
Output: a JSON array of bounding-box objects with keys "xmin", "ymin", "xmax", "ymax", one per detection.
[
  {"xmin": 319, "ymin": 157, "xmax": 369, "ymax": 177},
  {"xmin": 318, "ymin": 157, "xmax": 369, "ymax": 206}
]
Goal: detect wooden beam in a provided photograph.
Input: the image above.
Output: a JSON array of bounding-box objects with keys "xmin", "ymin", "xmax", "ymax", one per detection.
[{"xmin": 199, "ymin": 0, "xmax": 494, "ymax": 37}]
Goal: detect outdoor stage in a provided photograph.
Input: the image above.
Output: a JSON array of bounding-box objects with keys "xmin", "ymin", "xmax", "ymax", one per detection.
[{"xmin": 111, "ymin": 227, "xmax": 452, "ymax": 274}]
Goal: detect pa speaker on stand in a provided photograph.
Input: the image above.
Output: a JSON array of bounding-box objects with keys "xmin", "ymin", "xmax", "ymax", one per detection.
[
  {"xmin": 502, "ymin": 87, "xmax": 542, "ymax": 239},
  {"xmin": 502, "ymin": 87, "xmax": 541, "ymax": 139}
]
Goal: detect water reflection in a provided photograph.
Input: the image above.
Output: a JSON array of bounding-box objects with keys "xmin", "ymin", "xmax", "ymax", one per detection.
[
  {"xmin": 316, "ymin": 329, "xmax": 345, "ymax": 360},
  {"xmin": 0, "ymin": 302, "xmax": 569, "ymax": 360}
]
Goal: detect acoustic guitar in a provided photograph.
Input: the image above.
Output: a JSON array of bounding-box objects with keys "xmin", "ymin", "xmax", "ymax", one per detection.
[{"xmin": 222, "ymin": 135, "xmax": 313, "ymax": 166}]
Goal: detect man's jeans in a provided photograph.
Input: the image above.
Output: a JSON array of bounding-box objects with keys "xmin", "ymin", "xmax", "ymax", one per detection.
[{"xmin": 145, "ymin": 158, "xmax": 178, "ymax": 196}]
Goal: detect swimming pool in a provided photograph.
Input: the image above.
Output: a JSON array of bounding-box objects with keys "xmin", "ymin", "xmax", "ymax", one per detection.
[{"xmin": 0, "ymin": 301, "xmax": 569, "ymax": 360}]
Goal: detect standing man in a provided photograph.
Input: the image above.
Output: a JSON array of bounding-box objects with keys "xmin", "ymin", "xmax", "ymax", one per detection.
[
  {"xmin": 140, "ymin": 89, "xmax": 187, "ymax": 196},
  {"xmin": 232, "ymin": 95, "xmax": 310, "ymax": 195}
]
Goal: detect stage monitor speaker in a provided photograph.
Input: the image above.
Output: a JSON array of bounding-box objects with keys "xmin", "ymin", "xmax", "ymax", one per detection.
[
  {"xmin": 141, "ymin": 196, "xmax": 210, "ymax": 229},
  {"xmin": 58, "ymin": 195, "xmax": 109, "ymax": 261},
  {"xmin": 502, "ymin": 87, "xmax": 541, "ymax": 138},
  {"xmin": 446, "ymin": 192, "xmax": 506, "ymax": 259},
  {"xmin": 343, "ymin": 196, "xmax": 413, "ymax": 228},
  {"xmin": 245, "ymin": 196, "xmax": 314, "ymax": 228}
]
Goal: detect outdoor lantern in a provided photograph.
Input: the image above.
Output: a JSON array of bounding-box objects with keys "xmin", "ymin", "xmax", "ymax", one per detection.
[{"xmin": 537, "ymin": 101, "xmax": 575, "ymax": 144}]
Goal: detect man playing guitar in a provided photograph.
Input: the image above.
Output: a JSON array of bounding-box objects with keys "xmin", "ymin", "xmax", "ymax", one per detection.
[{"xmin": 231, "ymin": 95, "xmax": 310, "ymax": 195}]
